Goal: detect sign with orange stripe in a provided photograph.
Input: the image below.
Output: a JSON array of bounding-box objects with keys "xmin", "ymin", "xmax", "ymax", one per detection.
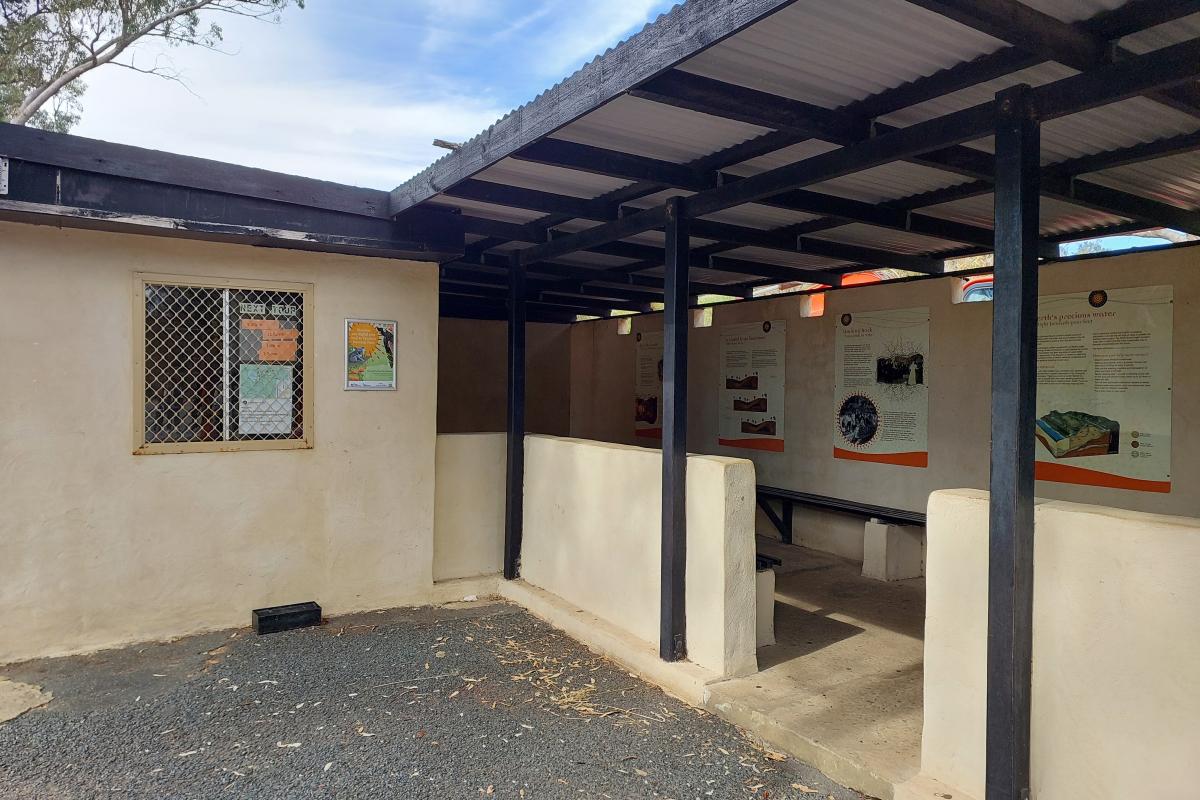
[
  {"xmin": 833, "ymin": 307, "xmax": 930, "ymax": 468},
  {"xmin": 1034, "ymin": 285, "xmax": 1172, "ymax": 493},
  {"xmin": 718, "ymin": 320, "xmax": 786, "ymax": 453}
]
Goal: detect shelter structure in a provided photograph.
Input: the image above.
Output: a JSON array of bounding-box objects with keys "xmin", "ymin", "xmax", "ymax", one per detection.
[{"xmin": 3, "ymin": 2, "xmax": 1200, "ymax": 799}]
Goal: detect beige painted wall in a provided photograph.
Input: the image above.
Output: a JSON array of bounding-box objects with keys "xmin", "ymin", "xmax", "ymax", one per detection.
[
  {"xmin": 520, "ymin": 435, "xmax": 758, "ymax": 678},
  {"xmin": 0, "ymin": 222, "xmax": 440, "ymax": 664},
  {"xmin": 914, "ymin": 489, "xmax": 1200, "ymax": 800},
  {"xmin": 569, "ymin": 247, "xmax": 1200, "ymax": 557},
  {"xmin": 433, "ymin": 433, "xmax": 506, "ymax": 581},
  {"xmin": 438, "ymin": 318, "xmax": 571, "ymax": 435}
]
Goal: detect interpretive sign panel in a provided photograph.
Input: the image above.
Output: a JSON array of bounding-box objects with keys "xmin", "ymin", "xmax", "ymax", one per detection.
[
  {"xmin": 634, "ymin": 330, "xmax": 664, "ymax": 439},
  {"xmin": 718, "ymin": 320, "xmax": 785, "ymax": 452},
  {"xmin": 833, "ymin": 308, "xmax": 929, "ymax": 467},
  {"xmin": 1035, "ymin": 285, "xmax": 1172, "ymax": 492}
]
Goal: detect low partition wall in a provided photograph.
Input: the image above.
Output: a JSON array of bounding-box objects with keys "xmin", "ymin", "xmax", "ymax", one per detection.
[
  {"xmin": 520, "ymin": 435, "xmax": 758, "ymax": 679},
  {"xmin": 914, "ymin": 489, "xmax": 1200, "ymax": 799}
]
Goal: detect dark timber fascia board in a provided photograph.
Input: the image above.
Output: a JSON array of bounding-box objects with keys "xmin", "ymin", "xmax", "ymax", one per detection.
[
  {"xmin": 0, "ymin": 199, "xmax": 465, "ymax": 263},
  {"xmin": 0, "ymin": 122, "xmax": 391, "ymax": 218},
  {"xmin": 4, "ymin": 157, "xmax": 464, "ymax": 260},
  {"xmin": 517, "ymin": 39, "xmax": 1200, "ymax": 267},
  {"xmin": 388, "ymin": 0, "xmax": 801, "ymax": 214}
]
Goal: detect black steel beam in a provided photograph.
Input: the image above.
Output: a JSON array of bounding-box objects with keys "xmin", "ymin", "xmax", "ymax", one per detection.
[
  {"xmin": 448, "ymin": 250, "xmax": 745, "ymax": 296},
  {"xmin": 660, "ymin": 196, "xmax": 689, "ymax": 663},
  {"xmin": 986, "ymin": 84, "xmax": 1039, "ymax": 800},
  {"xmin": 504, "ymin": 255, "xmax": 527, "ymax": 581}
]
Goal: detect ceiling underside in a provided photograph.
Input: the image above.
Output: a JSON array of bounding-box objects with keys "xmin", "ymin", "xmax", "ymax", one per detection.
[{"xmin": 390, "ymin": 0, "xmax": 1200, "ymax": 322}]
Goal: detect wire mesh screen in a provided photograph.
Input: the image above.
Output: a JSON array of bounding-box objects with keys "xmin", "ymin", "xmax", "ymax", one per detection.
[{"xmin": 142, "ymin": 282, "xmax": 305, "ymax": 446}]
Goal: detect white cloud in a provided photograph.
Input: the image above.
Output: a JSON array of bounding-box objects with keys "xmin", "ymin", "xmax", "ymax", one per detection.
[
  {"xmin": 73, "ymin": 10, "xmax": 506, "ymax": 189},
  {"xmin": 69, "ymin": 1, "xmax": 671, "ymax": 189}
]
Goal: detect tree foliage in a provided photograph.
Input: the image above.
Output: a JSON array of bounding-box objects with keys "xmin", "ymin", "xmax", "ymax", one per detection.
[{"xmin": 1, "ymin": 0, "xmax": 301, "ymax": 131}]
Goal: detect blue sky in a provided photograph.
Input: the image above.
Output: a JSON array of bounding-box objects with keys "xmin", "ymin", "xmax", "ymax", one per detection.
[{"xmin": 73, "ymin": 0, "xmax": 676, "ymax": 189}]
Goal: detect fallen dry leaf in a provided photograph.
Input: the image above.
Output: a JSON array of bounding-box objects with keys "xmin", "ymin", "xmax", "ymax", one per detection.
[{"xmin": 791, "ymin": 784, "xmax": 819, "ymax": 794}]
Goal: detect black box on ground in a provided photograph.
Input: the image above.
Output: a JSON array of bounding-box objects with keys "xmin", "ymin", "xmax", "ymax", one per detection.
[{"xmin": 252, "ymin": 601, "xmax": 322, "ymax": 635}]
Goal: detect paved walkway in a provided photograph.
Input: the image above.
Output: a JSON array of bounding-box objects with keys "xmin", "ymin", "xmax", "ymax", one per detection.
[{"xmin": 0, "ymin": 602, "xmax": 867, "ymax": 799}]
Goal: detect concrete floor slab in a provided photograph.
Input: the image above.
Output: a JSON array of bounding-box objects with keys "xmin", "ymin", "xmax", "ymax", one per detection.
[
  {"xmin": 0, "ymin": 602, "xmax": 869, "ymax": 800},
  {"xmin": 706, "ymin": 540, "xmax": 925, "ymax": 800},
  {"xmin": 0, "ymin": 680, "xmax": 51, "ymax": 724}
]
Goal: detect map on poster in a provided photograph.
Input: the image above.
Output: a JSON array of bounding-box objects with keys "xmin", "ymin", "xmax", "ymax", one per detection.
[
  {"xmin": 238, "ymin": 364, "xmax": 293, "ymax": 435},
  {"xmin": 719, "ymin": 320, "xmax": 785, "ymax": 452},
  {"xmin": 634, "ymin": 331, "xmax": 664, "ymax": 439},
  {"xmin": 1035, "ymin": 285, "xmax": 1172, "ymax": 493},
  {"xmin": 833, "ymin": 308, "xmax": 929, "ymax": 467}
]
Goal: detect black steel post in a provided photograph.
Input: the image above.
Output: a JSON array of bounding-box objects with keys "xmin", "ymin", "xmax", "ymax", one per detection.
[
  {"xmin": 504, "ymin": 254, "xmax": 527, "ymax": 581},
  {"xmin": 986, "ymin": 84, "xmax": 1040, "ymax": 800},
  {"xmin": 660, "ymin": 196, "xmax": 689, "ymax": 662}
]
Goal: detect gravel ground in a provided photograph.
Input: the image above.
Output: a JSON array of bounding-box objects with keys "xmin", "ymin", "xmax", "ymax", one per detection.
[{"xmin": 0, "ymin": 602, "xmax": 867, "ymax": 800}]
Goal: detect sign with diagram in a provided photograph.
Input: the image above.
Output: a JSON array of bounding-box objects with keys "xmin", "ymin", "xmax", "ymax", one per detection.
[
  {"xmin": 718, "ymin": 320, "xmax": 786, "ymax": 452},
  {"xmin": 238, "ymin": 364, "xmax": 293, "ymax": 435},
  {"xmin": 634, "ymin": 330, "xmax": 664, "ymax": 439},
  {"xmin": 345, "ymin": 319, "xmax": 397, "ymax": 390},
  {"xmin": 1035, "ymin": 285, "xmax": 1172, "ymax": 492},
  {"xmin": 834, "ymin": 308, "xmax": 929, "ymax": 467}
]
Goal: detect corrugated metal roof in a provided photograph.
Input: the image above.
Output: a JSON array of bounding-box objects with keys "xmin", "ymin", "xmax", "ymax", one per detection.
[
  {"xmin": 678, "ymin": 0, "xmax": 1007, "ymax": 109},
  {"xmin": 428, "ymin": 196, "xmax": 546, "ymax": 224},
  {"xmin": 720, "ymin": 246, "xmax": 851, "ymax": 269},
  {"xmin": 476, "ymin": 158, "xmax": 633, "ymax": 199},
  {"xmin": 1118, "ymin": 11, "xmax": 1200, "ymax": 53},
  {"xmin": 412, "ymin": 0, "xmax": 1200, "ymax": 307},
  {"xmin": 1082, "ymin": 152, "xmax": 1200, "ymax": 211},
  {"xmin": 807, "ymin": 223, "xmax": 964, "ymax": 255},
  {"xmin": 881, "ymin": 63, "xmax": 1200, "ymax": 164},
  {"xmin": 550, "ymin": 94, "xmax": 770, "ymax": 164},
  {"xmin": 1020, "ymin": 0, "xmax": 1127, "ymax": 23},
  {"xmin": 920, "ymin": 194, "xmax": 1129, "ymax": 235}
]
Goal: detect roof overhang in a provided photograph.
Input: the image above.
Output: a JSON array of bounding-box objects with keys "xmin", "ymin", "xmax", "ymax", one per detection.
[{"xmin": 391, "ymin": 0, "xmax": 1200, "ymax": 320}]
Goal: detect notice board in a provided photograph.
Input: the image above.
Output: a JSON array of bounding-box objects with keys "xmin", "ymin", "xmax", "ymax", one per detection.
[
  {"xmin": 833, "ymin": 307, "xmax": 930, "ymax": 467},
  {"xmin": 1035, "ymin": 285, "xmax": 1172, "ymax": 492},
  {"xmin": 718, "ymin": 320, "xmax": 785, "ymax": 452},
  {"xmin": 634, "ymin": 330, "xmax": 664, "ymax": 439}
]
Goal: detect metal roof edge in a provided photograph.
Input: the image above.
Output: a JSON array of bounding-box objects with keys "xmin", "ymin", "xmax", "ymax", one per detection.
[{"xmin": 387, "ymin": 0, "xmax": 801, "ymax": 217}]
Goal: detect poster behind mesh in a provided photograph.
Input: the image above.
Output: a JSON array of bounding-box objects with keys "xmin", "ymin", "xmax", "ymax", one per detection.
[
  {"xmin": 634, "ymin": 331, "xmax": 664, "ymax": 439},
  {"xmin": 718, "ymin": 320, "xmax": 785, "ymax": 452},
  {"xmin": 1035, "ymin": 285, "xmax": 1172, "ymax": 493},
  {"xmin": 833, "ymin": 308, "xmax": 929, "ymax": 467}
]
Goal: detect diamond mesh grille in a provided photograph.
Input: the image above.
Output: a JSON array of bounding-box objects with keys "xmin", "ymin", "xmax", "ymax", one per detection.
[{"xmin": 142, "ymin": 282, "xmax": 305, "ymax": 446}]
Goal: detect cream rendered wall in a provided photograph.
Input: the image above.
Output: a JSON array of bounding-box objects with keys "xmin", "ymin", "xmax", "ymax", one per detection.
[
  {"xmin": 914, "ymin": 489, "xmax": 1200, "ymax": 800},
  {"xmin": 433, "ymin": 433, "xmax": 506, "ymax": 581},
  {"xmin": 569, "ymin": 247, "xmax": 1200, "ymax": 557},
  {"xmin": 0, "ymin": 222, "xmax": 440, "ymax": 664},
  {"xmin": 520, "ymin": 435, "xmax": 758, "ymax": 678},
  {"xmin": 438, "ymin": 318, "xmax": 570, "ymax": 435}
]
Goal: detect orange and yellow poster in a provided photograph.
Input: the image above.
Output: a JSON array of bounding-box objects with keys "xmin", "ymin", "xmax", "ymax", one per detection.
[{"xmin": 345, "ymin": 319, "xmax": 397, "ymax": 390}]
